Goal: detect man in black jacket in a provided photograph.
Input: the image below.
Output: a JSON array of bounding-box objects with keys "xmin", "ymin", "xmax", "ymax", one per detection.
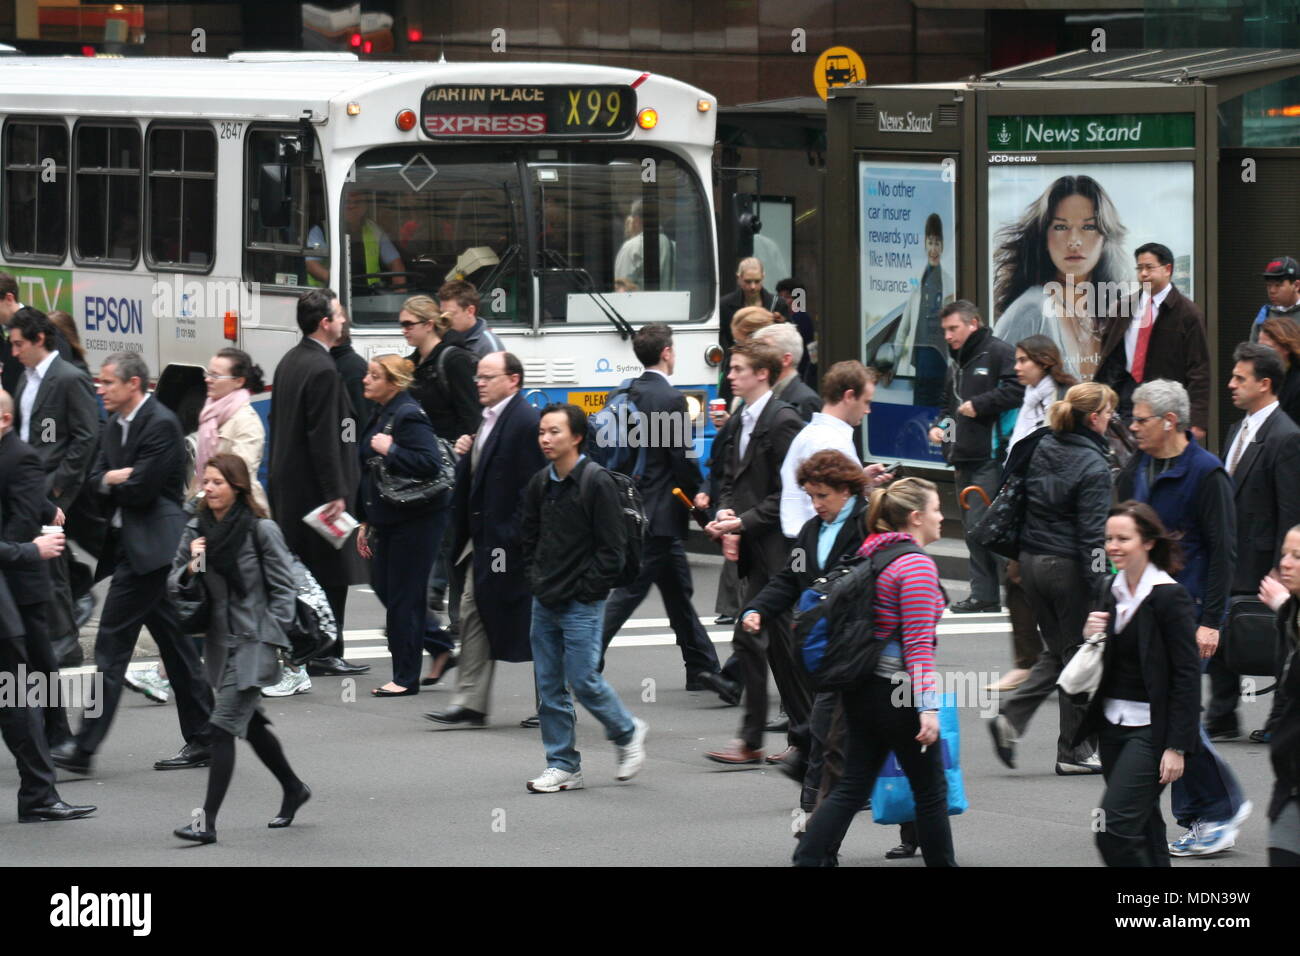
[
  {"xmin": 1209, "ymin": 343, "xmax": 1300, "ymax": 740},
  {"xmin": 50, "ymin": 353, "xmax": 213, "ymax": 775},
  {"xmin": 0, "ymin": 272, "xmax": 75, "ymax": 397},
  {"xmin": 519, "ymin": 403, "xmax": 647, "ymax": 793},
  {"xmin": 703, "ymin": 341, "xmax": 807, "ymax": 765},
  {"xmin": 599, "ymin": 324, "xmax": 719, "ymax": 688},
  {"xmin": 927, "ymin": 300, "xmax": 1024, "ymax": 612},
  {"xmin": 718, "ymin": 257, "xmax": 791, "ymax": 403}
]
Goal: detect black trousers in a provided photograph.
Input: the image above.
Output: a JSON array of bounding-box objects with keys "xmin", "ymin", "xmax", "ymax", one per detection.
[
  {"xmin": 794, "ymin": 676, "xmax": 956, "ymax": 867},
  {"xmin": 1205, "ymin": 656, "xmax": 1242, "ymax": 728},
  {"xmin": 600, "ymin": 534, "xmax": 719, "ymax": 677},
  {"xmin": 1096, "ymin": 722, "xmax": 1172, "ymax": 867},
  {"xmin": 17, "ymin": 602, "xmax": 71, "ymax": 749},
  {"xmin": 321, "ymin": 585, "xmax": 349, "ymax": 658},
  {"xmin": 0, "ymin": 636, "xmax": 59, "ymax": 813},
  {"xmin": 372, "ymin": 511, "xmax": 446, "ymax": 690},
  {"xmin": 77, "ymin": 559, "xmax": 211, "ymax": 755}
]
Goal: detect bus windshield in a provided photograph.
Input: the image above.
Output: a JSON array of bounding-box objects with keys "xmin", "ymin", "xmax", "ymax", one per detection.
[{"xmin": 338, "ymin": 144, "xmax": 713, "ymax": 328}]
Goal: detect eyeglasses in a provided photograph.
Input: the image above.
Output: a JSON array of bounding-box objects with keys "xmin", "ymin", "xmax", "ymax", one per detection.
[
  {"xmin": 398, "ymin": 319, "xmax": 428, "ymax": 329},
  {"xmin": 204, "ymin": 373, "xmax": 237, "ymax": 381},
  {"xmin": 474, "ymin": 373, "xmax": 509, "ymax": 383},
  {"xmin": 1130, "ymin": 415, "xmax": 1161, "ymax": 425}
]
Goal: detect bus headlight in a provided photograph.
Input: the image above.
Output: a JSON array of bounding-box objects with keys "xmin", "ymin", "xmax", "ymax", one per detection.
[{"xmin": 704, "ymin": 344, "xmax": 724, "ymax": 368}]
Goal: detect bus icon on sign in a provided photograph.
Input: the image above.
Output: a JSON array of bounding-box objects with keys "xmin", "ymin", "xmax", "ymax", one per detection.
[{"xmin": 825, "ymin": 55, "xmax": 858, "ymax": 86}]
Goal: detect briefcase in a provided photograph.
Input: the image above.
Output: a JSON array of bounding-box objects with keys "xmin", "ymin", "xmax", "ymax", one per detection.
[{"xmin": 1221, "ymin": 595, "xmax": 1279, "ymax": 678}]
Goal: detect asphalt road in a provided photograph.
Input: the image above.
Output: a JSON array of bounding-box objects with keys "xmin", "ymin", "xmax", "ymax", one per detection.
[{"xmin": 0, "ymin": 554, "xmax": 1278, "ymax": 866}]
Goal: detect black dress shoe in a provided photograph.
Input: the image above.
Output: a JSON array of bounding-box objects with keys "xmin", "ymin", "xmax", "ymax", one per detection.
[
  {"xmin": 174, "ymin": 822, "xmax": 217, "ymax": 844},
  {"xmin": 423, "ymin": 705, "xmax": 487, "ymax": 727},
  {"xmin": 701, "ymin": 671, "xmax": 742, "ymax": 706},
  {"xmin": 714, "ymin": 615, "xmax": 737, "ymax": 626},
  {"xmin": 1205, "ymin": 719, "xmax": 1241, "ymax": 741},
  {"xmin": 154, "ymin": 741, "xmax": 212, "ymax": 770},
  {"xmin": 269, "ymin": 783, "xmax": 311, "ymax": 828},
  {"xmin": 519, "ymin": 714, "xmax": 540, "ymax": 729},
  {"xmin": 950, "ymin": 598, "xmax": 1000, "ymax": 614},
  {"xmin": 885, "ymin": 842, "xmax": 918, "ymax": 859},
  {"xmin": 371, "ymin": 685, "xmax": 418, "ymax": 697},
  {"xmin": 685, "ymin": 672, "xmax": 713, "ymax": 692},
  {"xmin": 765, "ymin": 715, "xmax": 790, "ymax": 733},
  {"xmin": 50, "ymin": 740, "xmax": 93, "ymax": 775},
  {"xmin": 307, "ymin": 656, "xmax": 371, "ymax": 677},
  {"xmin": 20, "ymin": 801, "xmax": 97, "ymax": 823},
  {"xmin": 421, "ymin": 653, "xmax": 457, "ymax": 686}
]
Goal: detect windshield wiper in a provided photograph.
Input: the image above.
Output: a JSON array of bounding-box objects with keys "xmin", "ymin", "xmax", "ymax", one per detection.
[{"xmin": 540, "ymin": 248, "xmax": 635, "ymax": 340}]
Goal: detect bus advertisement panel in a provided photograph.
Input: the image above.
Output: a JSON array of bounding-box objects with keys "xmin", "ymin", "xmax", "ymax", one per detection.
[
  {"xmin": 859, "ymin": 159, "xmax": 955, "ymax": 466},
  {"xmin": 986, "ymin": 161, "xmax": 1196, "ymax": 384}
]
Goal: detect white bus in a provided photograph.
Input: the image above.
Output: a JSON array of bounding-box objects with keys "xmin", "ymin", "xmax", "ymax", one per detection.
[{"xmin": 0, "ymin": 52, "xmax": 722, "ymax": 453}]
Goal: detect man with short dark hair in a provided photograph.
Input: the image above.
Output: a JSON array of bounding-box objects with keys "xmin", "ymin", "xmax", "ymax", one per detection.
[
  {"xmin": 267, "ymin": 288, "xmax": 369, "ymax": 677},
  {"xmin": 598, "ymin": 324, "xmax": 719, "ymax": 689},
  {"xmin": 1251, "ymin": 256, "xmax": 1300, "ymax": 342},
  {"xmin": 0, "ymin": 272, "xmax": 73, "ymax": 397},
  {"xmin": 1097, "ymin": 242, "xmax": 1211, "ymax": 440},
  {"xmin": 518, "ymin": 403, "xmax": 647, "ymax": 792},
  {"xmin": 703, "ymin": 341, "xmax": 807, "ymax": 765},
  {"xmin": 438, "ymin": 280, "xmax": 503, "ymax": 360},
  {"xmin": 50, "ymin": 354, "xmax": 213, "ymax": 774},
  {"xmin": 775, "ymin": 277, "xmax": 817, "ymax": 384},
  {"xmin": 927, "ymin": 300, "xmax": 1023, "ymax": 612},
  {"xmin": 1208, "ymin": 342, "xmax": 1300, "ymax": 740}
]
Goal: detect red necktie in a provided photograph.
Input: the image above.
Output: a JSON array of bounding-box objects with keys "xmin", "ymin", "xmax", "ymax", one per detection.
[{"xmin": 1131, "ymin": 297, "xmax": 1155, "ymax": 383}]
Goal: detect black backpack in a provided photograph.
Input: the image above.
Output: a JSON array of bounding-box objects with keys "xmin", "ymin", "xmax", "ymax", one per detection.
[
  {"xmin": 578, "ymin": 461, "xmax": 646, "ymax": 589},
  {"xmin": 793, "ymin": 540, "xmax": 926, "ymax": 690}
]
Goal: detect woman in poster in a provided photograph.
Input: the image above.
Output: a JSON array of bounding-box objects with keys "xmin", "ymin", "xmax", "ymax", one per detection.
[{"xmin": 992, "ymin": 175, "xmax": 1128, "ymax": 381}]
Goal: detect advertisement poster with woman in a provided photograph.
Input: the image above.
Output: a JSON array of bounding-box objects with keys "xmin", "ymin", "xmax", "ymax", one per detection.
[
  {"xmin": 859, "ymin": 159, "xmax": 956, "ymax": 463},
  {"xmin": 987, "ymin": 162, "xmax": 1195, "ymax": 383}
]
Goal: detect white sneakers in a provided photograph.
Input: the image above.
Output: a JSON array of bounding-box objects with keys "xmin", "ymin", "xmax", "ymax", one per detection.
[
  {"xmin": 527, "ymin": 718, "xmax": 649, "ymax": 792},
  {"xmin": 527, "ymin": 768, "xmax": 585, "ymax": 793},
  {"xmin": 262, "ymin": 665, "xmax": 312, "ymax": 698},
  {"xmin": 124, "ymin": 664, "xmax": 170, "ymax": 704},
  {"xmin": 616, "ymin": 717, "xmax": 648, "ymax": 781}
]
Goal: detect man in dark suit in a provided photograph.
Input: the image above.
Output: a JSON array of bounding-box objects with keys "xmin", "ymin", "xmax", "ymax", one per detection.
[
  {"xmin": 10, "ymin": 308, "xmax": 99, "ymax": 673},
  {"xmin": 753, "ymin": 321, "xmax": 821, "ymax": 421},
  {"xmin": 267, "ymin": 288, "xmax": 369, "ymax": 677},
  {"xmin": 598, "ymin": 324, "xmax": 720, "ymax": 687},
  {"xmin": 1209, "ymin": 342, "xmax": 1300, "ymax": 739},
  {"xmin": 426, "ymin": 351, "xmax": 545, "ymax": 727},
  {"xmin": 718, "ymin": 257, "xmax": 790, "ymax": 404},
  {"xmin": 0, "ymin": 465, "xmax": 96, "ymax": 823},
  {"xmin": 703, "ymin": 341, "xmax": 807, "ymax": 764},
  {"xmin": 0, "ymin": 272, "xmax": 75, "ymax": 397},
  {"xmin": 1097, "ymin": 243, "xmax": 1212, "ymax": 441},
  {"xmin": 50, "ymin": 353, "xmax": 213, "ymax": 774}
]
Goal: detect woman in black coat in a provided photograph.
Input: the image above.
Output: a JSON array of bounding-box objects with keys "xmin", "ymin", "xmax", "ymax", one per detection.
[
  {"xmin": 1078, "ymin": 501, "xmax": 1201, "ymax": 867},
  {"xmin": 356, "ymin": 355, "xmax": 451, "ymax": 697},
  {"xmin": 1257, "ymin": 524, "xmax": 1300, "ymax": 867}
]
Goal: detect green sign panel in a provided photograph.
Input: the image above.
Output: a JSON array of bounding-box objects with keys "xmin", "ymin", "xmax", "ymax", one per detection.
[
  {"xmin": 0, "ymin": 264, "xmax": 73, "ymax": 313},
  {"xmin": 988, "ymin": 113, "xmax": 1195, "ymax": 152}
]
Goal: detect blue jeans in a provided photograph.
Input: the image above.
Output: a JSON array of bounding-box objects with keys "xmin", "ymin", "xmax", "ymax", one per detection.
[
  {"xmin": 531, "ymin": 598, "xmax": 635, "ymax": 773},
  {"xmin": 1171, "ymin": 726, "xmax": 1246, "ymax": 828}
]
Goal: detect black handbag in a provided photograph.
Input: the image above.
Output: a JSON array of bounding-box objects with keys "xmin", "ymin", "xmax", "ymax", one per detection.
[
  {"xmin": 1221, "ymin": 595, "xmax": 1281, "ymax": 680},
  {"xmin": 968, "ymin": 473, "xmax": 1026, "ymax": 561},
  {"xmin": 176, "ymin": 588, "xmax": 210, "ymax": 635},
  {"xmin": 367, "ymin": 415, "xmax": 455, "ymax": 509}
]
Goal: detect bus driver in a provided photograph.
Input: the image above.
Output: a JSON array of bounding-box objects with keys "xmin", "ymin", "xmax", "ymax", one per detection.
[{"xmin": 306, "ymin": 190, "xmax": 406, "ymax": 288}]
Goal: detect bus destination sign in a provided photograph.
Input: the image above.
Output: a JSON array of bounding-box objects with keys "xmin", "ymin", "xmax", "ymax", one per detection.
[{"xmin": 421, "ymin": 85, "xmax": 636, "ymax": 138}]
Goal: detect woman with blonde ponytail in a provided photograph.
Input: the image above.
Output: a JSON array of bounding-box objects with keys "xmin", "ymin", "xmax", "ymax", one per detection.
[
  {"xmin": 793, "ymin": 477, "xmax": 957, "ymax": 867},
  {"xmin": 990, "ymin": 381, "xmax": 1118, "ymax": 776}
]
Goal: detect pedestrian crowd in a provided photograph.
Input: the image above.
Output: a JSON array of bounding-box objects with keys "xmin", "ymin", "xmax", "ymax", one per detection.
[{"xmin": 0, "ymin": 252, "xmax": 1297, "ymax": 869}]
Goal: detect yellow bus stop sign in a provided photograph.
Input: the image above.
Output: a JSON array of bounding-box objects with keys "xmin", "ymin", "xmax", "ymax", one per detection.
[{"xmin": 814, "ymin": 46, "xmax": 866, "ymax": 101}]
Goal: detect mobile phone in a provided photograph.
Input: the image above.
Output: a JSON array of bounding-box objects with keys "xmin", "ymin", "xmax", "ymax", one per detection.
[{"xmin": 881, "ymin": 462, "xmax": 904, "ymax": 479}]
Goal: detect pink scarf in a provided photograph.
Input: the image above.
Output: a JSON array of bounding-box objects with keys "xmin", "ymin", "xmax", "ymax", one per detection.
[{"xmin": 196, "ymin": 388, "xmax": 251, "ymax": 483}]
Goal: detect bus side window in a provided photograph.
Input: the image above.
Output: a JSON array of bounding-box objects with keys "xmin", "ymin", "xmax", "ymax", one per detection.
[
  {"xmin": 147, "ymin": 125, "xmax": 216, "ymax": 271},
  {"xmin": 74, "ymin": 124, "xmax": 142, "ymax": 267},
  {"xmin": 2, "ymin": 120, "xmax": 69, "ymax": 261},
  {"xmin": 243, "ymin": 127, "xmax": 328, "ymax": 288}
]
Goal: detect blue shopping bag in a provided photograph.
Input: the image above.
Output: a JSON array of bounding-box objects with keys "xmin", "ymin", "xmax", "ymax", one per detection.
[{"xmin": 871, "ymin": 696, "xmax": 968, "ymax": 825}]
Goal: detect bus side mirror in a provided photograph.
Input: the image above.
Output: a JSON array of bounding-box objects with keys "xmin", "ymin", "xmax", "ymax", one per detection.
[{"xmin": 257, "ymin": 163, "xmax": 293, "ymax": 229}]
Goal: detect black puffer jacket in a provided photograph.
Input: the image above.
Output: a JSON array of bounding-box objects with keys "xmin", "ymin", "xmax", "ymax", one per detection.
[{"xmin": 1019, "ymin": 426, "xmax": 1113, "ymax": 588}]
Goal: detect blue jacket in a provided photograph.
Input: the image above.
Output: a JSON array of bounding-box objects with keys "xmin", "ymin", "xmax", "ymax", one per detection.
[
  {"xmin": 357, "ymin": 390, "xmax": 448, "ymax": 526},
  {"xmin": 1119, "ymin": 436, "xmax": 1235, "ymax": 627}
]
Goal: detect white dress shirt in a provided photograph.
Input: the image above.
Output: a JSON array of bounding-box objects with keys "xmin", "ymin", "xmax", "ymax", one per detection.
[
  {"xmin": 737, "ymin": 390, "xmax": 772, "ymax": 461},
  {"xmin": 1226, "ymin": 400, "xmax": 1279, "ymax": 475},
  {"xmin": 779, "ymin": 412, "xmax": 858, "ymax": 537},
  {"xmin": 103, "ymin": 393, "xmax": 152, "ymax": 529},
  {"xmin": 474, "ymin": 393, "xmax": 514, "ymax": 459},
  {"xmin": 1125, "ymin": 283, "xmax": 1173, "ymax": 374},
  {"xmin": 18, "ymin": 351, "xmax": 58, "ymax": 443}
]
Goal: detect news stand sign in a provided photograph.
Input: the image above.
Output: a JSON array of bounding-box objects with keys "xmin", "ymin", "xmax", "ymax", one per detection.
[{"xmin": 861, "ymin": 110, "xmax": 1195, "ymax": 469}]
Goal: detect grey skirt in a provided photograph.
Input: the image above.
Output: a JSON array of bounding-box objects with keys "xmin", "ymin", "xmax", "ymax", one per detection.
[{"xmin": 210, "ymin": 651, "xmax": 278, "ymax": 738}]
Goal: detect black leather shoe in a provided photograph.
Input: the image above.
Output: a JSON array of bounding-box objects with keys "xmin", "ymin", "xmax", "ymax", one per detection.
[
  {"xmin": 269, "ymin": 783, "xmax": 311, "ymax": 828},
  {"xmin": 702, "ymin": 671, "xmax": 742, "ymax": 706},
  {"xmin": 423, "ymin": 705, "xmax": 487, "ymax": 727},
  {"xmin": 174, "ymin": 822, "xmax": 217, "ymax": 844},
  {"xmin": 154, "ymin": 741, "xmax": 211, "ymax": 770},
  {"xmin": 714, "ymin": 615, "xmax": 737, "ymax": 626},
  {"xmin": 767, "ymin": 746, "xmax": 808, "ymax": 783},
  {"xmin": 519, "ymin": 714, "xmax": 540, "ymax": 729},
  {"xmin": 950, "ymin": 598, "xmax": 1000, "ymax": 613},
  {"xmin": 307, "ymin": 656, "xmax": 371, "ymax": 676},
  {"xmin": 685, "ymin": 672, "xmax": 713, "ymax": 692},
  {"xmin": 421, "ymin": 653, "xmax": 457, "ymax": 686},
  {"xmin": 765, "ymin": 714, "xmax": 790, "ymax": 733},
  {"xmin": 371, "ymin": 685, "xmax": 418, "ymax": 697},
  {"xmin": 50, "ymin": 740, "xmax": 93, "ymax": 775},
  {"xmin": 885, "ymin": 842, "xmax": 918, "ymax": 859},
  {"xmin": 20, "ymin": 801, "xmax": 97, "ymax": 823},
  {"xmin": 1205, "ymin": 719, "xmax": 1241, "ymax": 741}
]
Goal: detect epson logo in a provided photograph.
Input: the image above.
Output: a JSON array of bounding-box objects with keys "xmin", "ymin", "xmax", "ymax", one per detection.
[{"xmin": 877, "ymin": 109, "xmax": 934, "ymax": 134}]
